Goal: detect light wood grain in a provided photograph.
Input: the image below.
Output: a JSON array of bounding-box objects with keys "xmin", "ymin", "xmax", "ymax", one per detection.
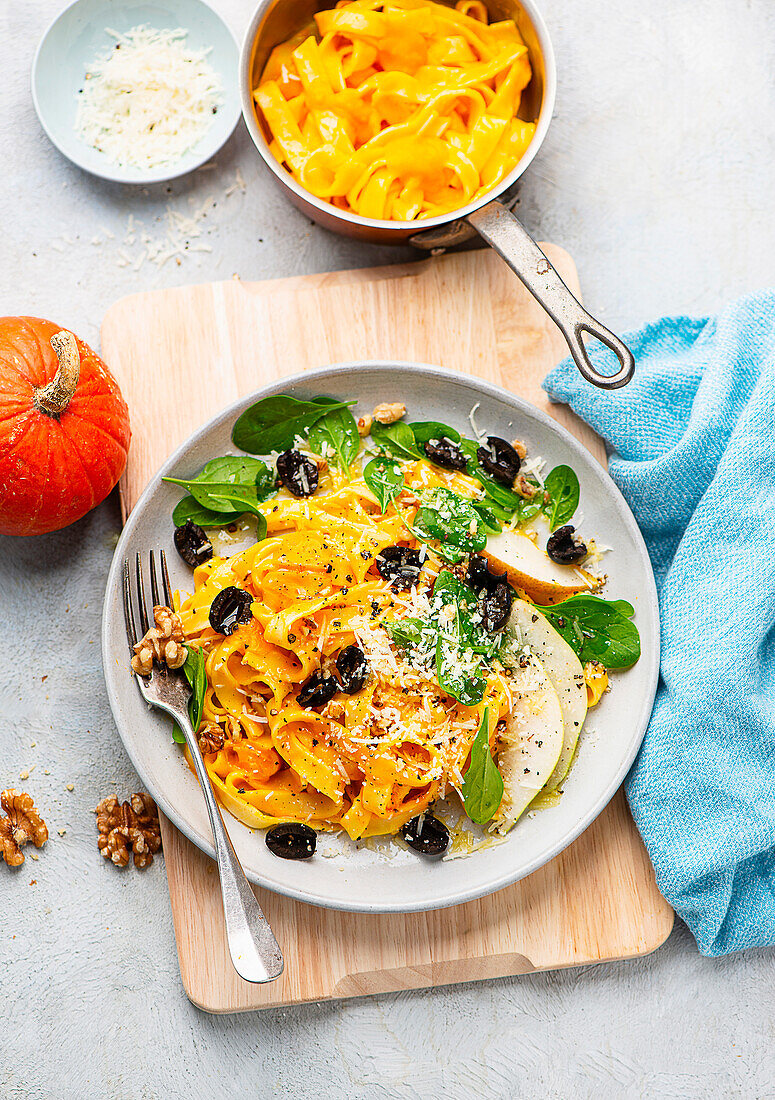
[{"xmin": 101, "ymin": 246, "xmax": 673, "ymax": 1013}]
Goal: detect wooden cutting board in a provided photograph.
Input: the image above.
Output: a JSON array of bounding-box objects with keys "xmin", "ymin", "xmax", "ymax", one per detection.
[{"xmin": 102, "ymin": 245, "xmax": 673, "ymax": 1013}]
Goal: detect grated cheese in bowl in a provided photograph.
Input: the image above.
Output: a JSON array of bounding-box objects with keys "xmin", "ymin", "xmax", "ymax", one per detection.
[{"xmin": 75, "ymin": 25, "xmax": 223, "ymax": 171}]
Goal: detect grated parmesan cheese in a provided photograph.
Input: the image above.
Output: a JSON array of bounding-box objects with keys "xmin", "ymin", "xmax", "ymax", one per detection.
[{"xmin": 75, "ymin": 25, "xmax": 223, "ymax": 171}]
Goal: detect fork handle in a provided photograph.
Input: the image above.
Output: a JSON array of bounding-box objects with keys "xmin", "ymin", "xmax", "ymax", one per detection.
[{"xmin": 178, "ymin": 712, "xmax": 284, "ymax": 983}]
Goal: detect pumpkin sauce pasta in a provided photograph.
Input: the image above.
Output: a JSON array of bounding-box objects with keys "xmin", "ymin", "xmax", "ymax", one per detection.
[
  {"xmin": 165, "ymin": 394, "xmax": 641, "ymax": 861},
  {"xmin": 253, "ymin": 0, "xmax": 537, "ymax": 221}
]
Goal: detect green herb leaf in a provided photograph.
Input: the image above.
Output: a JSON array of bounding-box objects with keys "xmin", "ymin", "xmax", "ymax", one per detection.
[
  {"xmin": 413, "ymin": 488, "xmax": 487, "ymax": 563},
  {"xmin": 370, "ymin": 419, "xmax": 422, "ymax": 461},
  {"xmin": 435, "ymin": 633, "xmax": 487, "ymax": 705},
  {"xmin": 535, "ymin": 595, "xmax": 641, "ymax": 668},
  {"xmin": 431, "ymin": 571, "xmax": 502, "ymax": 658},
  {"xmin": 172, "ymin": 495, "xmax": 235, "ymax": 528},
  {"xmin": 472, "ymin": 501, "xmax": 501, "ymax": 534},
  {"xmin": 164, "ymin": 456, "xmax": 275, "ymax": 519},
  {"xmin": 363, "ymin": 455, "xmax": 404, "ymax": 512},
  {"xmin": 174, "ymin": 645, "xmax": 208, "ymax": 742},
  {"xmin": 543, "ymin": 465, "xmax": 580, "ymax": 530},
  {"xmin": 384, "ymin": 617, "xmax": 425, "ymax": 649},
  {"xmin": 409, "ymin": 421, "xmax": 461, "ymax": 447},
  {"xmin": 384, "ymin": 571, "xmax": 506, "ymax": 704},
  {"xmin": 308, "ymin": 399, "xmax": 360, "ymax": 471},
  {"xmin": 232, "ymin": 395, "xmax": 355, "ymax": 455},
  {"xmin": 431, "ymin": 571, "xmax": 489, "ymax": 703},
  {"xmin": 609, "ymin": 599, "xmax": 635, "ymax": 617},
  {"xmin": 462, "ymin": 706, "xmax": 504, "ymax": 824}
]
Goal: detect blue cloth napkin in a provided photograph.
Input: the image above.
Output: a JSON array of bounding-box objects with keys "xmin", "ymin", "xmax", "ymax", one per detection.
[{"xmin": 543, "ymin": 291, "xmax": 775, "ymax": 956}]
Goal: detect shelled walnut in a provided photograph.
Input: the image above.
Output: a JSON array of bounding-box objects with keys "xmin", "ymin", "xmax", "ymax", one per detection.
[
  {"xmin": 0, "ymin": 790, "xmax": 48, "ymax": 867},
  {"xmin": 131, "ymin": 605, "xmax": 187, "ymax": 675},
  {"xmin": 95, "ymin": 793, "xmax": 162, "ymax": 869},
  {"xmin": 372, "ymin": 402, "xmax": 406, "ymax": 425},
  {"xmin": 198, "ymin": 723, "xmax": 225, "ymax": 755}
]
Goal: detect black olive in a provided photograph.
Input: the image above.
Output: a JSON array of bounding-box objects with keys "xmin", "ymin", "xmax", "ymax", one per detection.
[
  {"xmin": 297, "ymin": 669, "xmax": 338, "ymax": 707},
  {"xmin": 208, "ymin": 586, "xmax": 253, "ymax": 635},
  {"xmin": 335, "ymin": 646, "xmax": 369, "ymax": 694},
  {"xmin": 276, "ymin": 449, "xmax": 319, "ymax": 498},
  {"xmin": 266, "ymin": 822, "xmax": 316, "ymax": 860},
  {"xmin": 480, "ymin": 582, "xmax": 513, "ymax": 632},
  {"xmin": 464, "ymin": 556, "xmax": 512, "ymax": 631},
  {"xmin": 376, "ymin": 546, "xmax": 422, "ymax": 590},
  {"xmin": 174, "ymin": 519, "xmax": 213, "ymax": 568},
  {"xmin": 465, "ymin": 554, "xmax": 506, "ymax": 594},
  {"xmin": 401, "ymin": 813, "xmax": 449, "ymax": 857},
  {"xmin": 546, "ymin": 525, "xmax": 587, "ymax": 564},
  {"xmin": 477, "ymin": 436, "xmax": 521, "ymax": 486},
  {"xmin": 423, "ymin": 437, "xmax": 467, "ymax": 472}
]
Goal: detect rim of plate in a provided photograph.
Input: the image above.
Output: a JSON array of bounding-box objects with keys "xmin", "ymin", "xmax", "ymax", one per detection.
[
  {"xmin": 101, "ymin": 361, "xmax": 660, "ymax": 912},
  {"xmin": 31, "ymin": 0, "xmax": 242, "ymax": 185}
]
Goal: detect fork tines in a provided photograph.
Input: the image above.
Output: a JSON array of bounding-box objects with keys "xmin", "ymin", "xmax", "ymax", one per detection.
[{"xmin": 123, "ymin": 550, "xmax": 174, "ymax": 653}]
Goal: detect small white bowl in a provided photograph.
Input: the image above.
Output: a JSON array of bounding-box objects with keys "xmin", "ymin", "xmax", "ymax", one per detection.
[{"xmin": 32, "ymin": 0, "xmax": 241, "ymax": 184}]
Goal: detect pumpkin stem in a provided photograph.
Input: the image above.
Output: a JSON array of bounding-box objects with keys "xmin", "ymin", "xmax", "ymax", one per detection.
[{"xmin": 34, "ymin": 330, "xmax": 81, "ymax": 418}]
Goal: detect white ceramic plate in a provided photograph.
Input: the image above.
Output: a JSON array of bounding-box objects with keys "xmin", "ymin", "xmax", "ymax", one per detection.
[
  {"xmin": 32, "ymin": 0, "xmax": 240, "ymax": 184},
  {"xmin": 101, "ymin": 362, "xmax": 659, "ymax": 913}
]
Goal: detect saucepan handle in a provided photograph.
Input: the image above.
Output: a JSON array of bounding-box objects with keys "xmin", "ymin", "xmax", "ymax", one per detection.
[{"xmin": 466, "ymin": 200, "xmax": 635, "ymax": 389}]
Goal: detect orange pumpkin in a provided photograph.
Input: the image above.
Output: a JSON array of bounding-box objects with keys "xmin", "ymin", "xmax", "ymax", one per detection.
[{"xmin": 0, "ymin": 317, "xmax": 131, "ymax": 536}]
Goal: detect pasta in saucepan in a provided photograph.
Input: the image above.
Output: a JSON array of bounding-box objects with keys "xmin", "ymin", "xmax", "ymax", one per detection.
[{"xmin": 253, "ymin": 0, "xmax": 537, "ymax": 221}]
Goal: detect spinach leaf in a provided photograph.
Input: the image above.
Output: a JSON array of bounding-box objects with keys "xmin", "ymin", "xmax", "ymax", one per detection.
[
  {"xmin": 610, "ymin": 599, "xmax": 635, "ymax": 617},
  {"xmin": 409, "ymin": 421, "xmax": 461, "ymax": 447},
  {"xmin": 431, "ymin": 571, "xmax": 488, "ymax": 704},
  {"xmin": 384, "ymin": 617, "xmax": 425, "ymax": 649},
  {"xmin": 363, "ymin": 455, "xmax": 404, "ymax": 512},
  {"xmin": 370, "ymin": 419, "xmax": 422, "ymax": 461},
  {"xmin": 472, "ymin": 501, "xmax": 501, "ymax": 534},
  {"xmin": 413, "ymin": 488, "xmax": 487, "ymax": 563},
  {"xmin": 164, "ymin": 457, "xmax": 275, "ymax": 519},
  {"xmin": 462, "ymin": 707, "xmax": 504, "ymax": 824},
  {"xmin": 172, "ymin": 645, "xmax": 208, "ymax": 743},
  {"xmin": 543, "ymin": 465, "xmax": 580, "ymax": 530},
  {"xmin": 172, "ymin": 495, "xmax": 235, "ymax": 528},
  {"xmin": 535, "ymin": 595, "xmax": 641, "ymax": 669},
  {"xmin": 232, "ymin": 395, "xmax": 355, "ymax": 455},
  {"xmin": 436, "ymin": 632, "xmax": 486, "ymax": 705},
  {"xmin": 308, "ymin": 397, "xmax": 360, "ymax": 471},
  {"xmin": 432, "ymin": 571, "xmax": 501, "ymax": 660},
  {"xmin": 383, "ymin": 572, "xmax": 507, "ymax": 704}
]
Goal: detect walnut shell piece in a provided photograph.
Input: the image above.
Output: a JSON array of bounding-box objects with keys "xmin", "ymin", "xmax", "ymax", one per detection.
[
  {"xmin": 95, "ymin": 792, "xmax": 162, "ymax": 869},
  {"xmin": 0, "ymin": 790, "xmax": 48, "ymax": 867}
]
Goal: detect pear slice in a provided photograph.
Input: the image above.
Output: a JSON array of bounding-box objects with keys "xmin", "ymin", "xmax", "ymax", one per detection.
[
  {"xmin": 494, "ymin": 654, "xmax": 564, "ymax": 835},
  {"xmin": 482, "ymin": 529, "xmax": 597, "ymax": 605},
  {"xmin": 507, "ymin": 599, "xmax": 588, "ymax": 791}
]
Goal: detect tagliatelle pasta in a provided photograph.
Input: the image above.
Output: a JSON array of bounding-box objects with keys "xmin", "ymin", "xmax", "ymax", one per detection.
[
  {"xmin": 176, "ymin": 460, "xmax": 515, "ymax": 839},
  {"xmin": 253, "ymin": 0, "xmax": 537, "ymax": 221},
  {"xmin": 162, "ymin": 391, "xmax": 643, "ymax": 858}
]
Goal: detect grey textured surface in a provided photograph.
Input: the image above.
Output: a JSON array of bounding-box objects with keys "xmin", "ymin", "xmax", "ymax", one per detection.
[{"xmin": 3, "ymin": 0, "xmax": 775, "ymax": 1097}]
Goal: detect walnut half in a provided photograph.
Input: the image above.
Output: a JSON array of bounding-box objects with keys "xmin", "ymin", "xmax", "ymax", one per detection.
[
  {"xmin": 198, "ymin": 723, "xmax": 225, "ymax": 755},
  {"xmin": 131, "ymin": 605, "xmax": 187, "ymax": 675},
  {"xmin": 95, "ymin": 793, "xmax": 162, "ymax": 869},
  {"xmin": 0, "ymin": 790, "xmax": 48, "ymax": 867},
  {"xmin": 372, "ymin": 402, "xmax": 406, "ymax": 425}
]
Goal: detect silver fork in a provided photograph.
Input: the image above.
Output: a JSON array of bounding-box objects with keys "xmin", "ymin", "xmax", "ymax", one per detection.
[{"xmin": 123, "ymin": 550, "xmax": 284, "ymax": 984}]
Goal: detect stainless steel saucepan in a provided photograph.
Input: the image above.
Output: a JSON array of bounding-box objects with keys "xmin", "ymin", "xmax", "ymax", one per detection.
[{"xmin": 239, "ymin": 0, "xmax": 634, "ymax": 389}]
